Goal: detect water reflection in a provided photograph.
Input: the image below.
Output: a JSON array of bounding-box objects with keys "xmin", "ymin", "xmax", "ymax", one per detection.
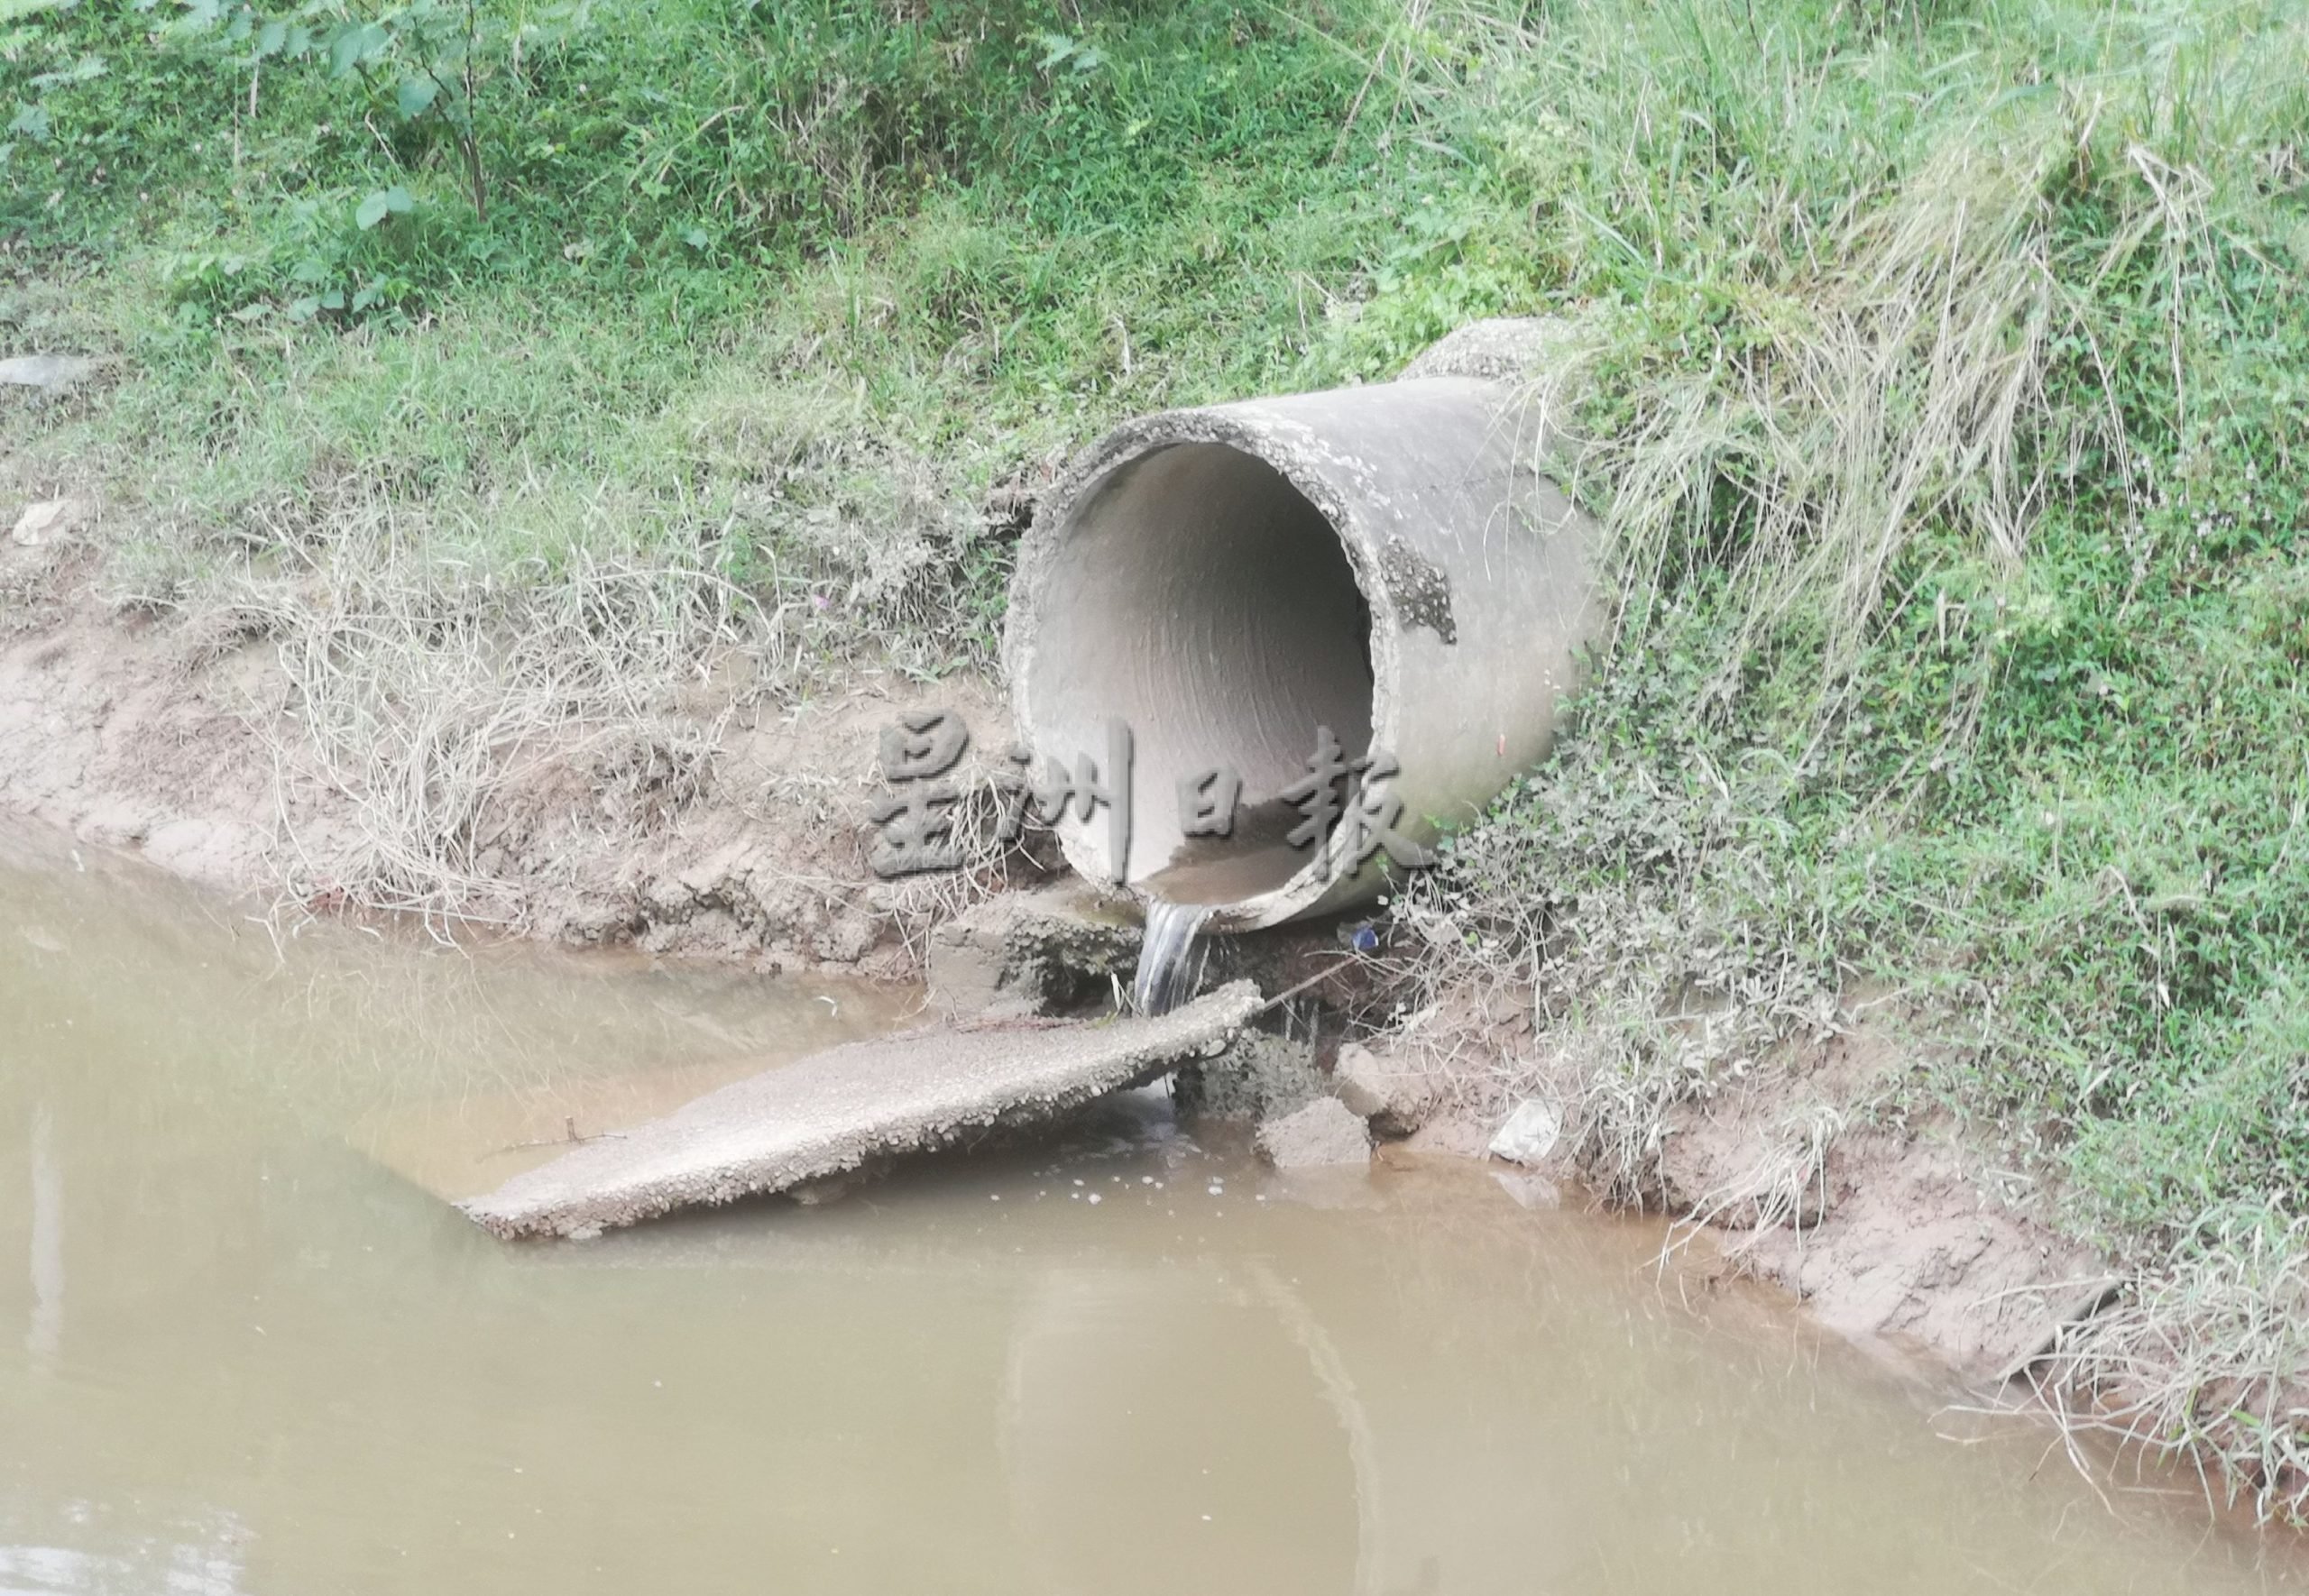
[
  {"xmin": 24, "ymin": 1107, "xmax": 59, "ymax": 1366},
  {"xmin": 3, "ymin": 822, "xmax": 2307, "ymax": 1595}
]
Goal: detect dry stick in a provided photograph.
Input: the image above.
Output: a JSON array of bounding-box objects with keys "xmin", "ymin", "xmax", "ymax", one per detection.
[{"xmin": 1251, "ymin": 954, "xmax": 1360, "ymax": 1018}]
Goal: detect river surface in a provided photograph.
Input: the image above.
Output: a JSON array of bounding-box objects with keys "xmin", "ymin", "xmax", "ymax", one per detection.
[{"xmin": 3, "ymin": 825, "xmax": 2305, "ymax": 1596}]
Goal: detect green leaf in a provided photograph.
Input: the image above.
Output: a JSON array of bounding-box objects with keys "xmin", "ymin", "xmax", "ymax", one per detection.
[
  {"xmin": 680, "ymin": 226, "xmax": 709, "ymax": 250},
  {"xmin": 325, "ymin": 21, "xmax": 385, "ymax": 78},
  {"xmin": 395, "ymin": 76, "xmax": 437, "ymax": 118},
  {"xmin": 0, "ymin": 0, "xmax": 68, "ymax": 23},
  {"xmin": 254, "ymin": 20, "xmax": 287, "ymax": 57},
  {"xmin": 354, "ymin": 185, "xmax": 413, "ymax": 230},
  {"xmin": 6, "ymin": 102, "xmax": 48, "ymax": 141},
  {"xmin": 29, "ymin": 54, "xmax": 103, "ymax": 89}
]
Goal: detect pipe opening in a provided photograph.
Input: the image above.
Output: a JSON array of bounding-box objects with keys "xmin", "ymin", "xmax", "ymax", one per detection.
[{"xmin": 1025, "ymin": 442, "xmax": 1375, "ymax": 905}]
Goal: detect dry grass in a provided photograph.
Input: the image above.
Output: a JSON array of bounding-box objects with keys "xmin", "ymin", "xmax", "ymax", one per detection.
[
  {"xmin": 2030, "ymin": 1208, "xmax": 2309, "ymax": 1524},
  {"xmin": 218, "ymin": 492, "xmax": 779, "ymax": 933},
  {"xmin": 1364, "ymin": 0, "xmax": 2309, "ymax": 1518}
]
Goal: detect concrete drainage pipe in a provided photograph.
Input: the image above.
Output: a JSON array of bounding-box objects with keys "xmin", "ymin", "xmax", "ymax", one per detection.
[{"xmin": 1004, "ymin": 374, "xmax": 1598, "ymax": 931}]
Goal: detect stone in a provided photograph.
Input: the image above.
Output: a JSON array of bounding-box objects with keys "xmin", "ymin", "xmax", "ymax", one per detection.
[
  {"xmin": 925, "ymin": 883, "xmax": 1140, "ymax": 1017},
  {"xmin": 1488, "ymin": 1098, "xmax": 1563, "ymax": 1168},
  {"xmin": 0, "ymin": 354, "xmax": 97, "ymax": 392},
  {"xmin": 1255, "ymin": 1096, "xmax": 1372, "ymax": 1170},
  {"xmin": 1331, "ymin": 1041, "xmax": 1439, "ymax": 1136},
  {"xmin": 9, "ymin": 497, "xmax": 89, "ymax": 548}
]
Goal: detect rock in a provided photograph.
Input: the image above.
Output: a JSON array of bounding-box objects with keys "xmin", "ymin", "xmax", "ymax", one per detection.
[
  {"xmin": 1331, "ymin": 1041, "xmax": 1439, "ymax": 1136},
  {"xmin": 1255, "ymin": 1096, "xmax": 1372, "ymax": 1170},
  {"xmin": 925, "ymin": 884, "xmax": 1140, "ymax": 1017},
  {"xmin": 9, "ymin": 497, "xmax": 90, "ymax": 548},
  {"xmin": 0, "ymin": 353, "xmax": 97, "ymax": 392},
  {"xmin": 1487, "ymin": 1098, "xmax": 1563, "ymax": 1168}
]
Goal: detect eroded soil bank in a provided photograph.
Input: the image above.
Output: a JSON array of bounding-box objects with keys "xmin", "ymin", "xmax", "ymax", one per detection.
[
  {"xmin": 0, "ymin": 566, "xmax": 2146, "ymax": 1445},
  {"xmin": 0, "ymin": 553, "xmax": 1026, "ymax": 977}
]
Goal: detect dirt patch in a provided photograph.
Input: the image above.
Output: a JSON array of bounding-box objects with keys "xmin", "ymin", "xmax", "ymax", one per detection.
[
  {"xmin": 0, "ymin": 564, "xmax": 1028, "ymax": 976},
  {"xmin": 0, "ymin": 546, "xmax": 2127, "ymax": 1414},
  {"xmin": 1637, "ymin": 1029, "xmax": 2108, "ymax": 1382}
]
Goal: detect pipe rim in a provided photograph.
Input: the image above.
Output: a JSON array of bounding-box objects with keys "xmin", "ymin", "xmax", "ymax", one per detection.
[{"xmin": 1007, "ymin": 405, "xmax": 1405, "ymax": 931}]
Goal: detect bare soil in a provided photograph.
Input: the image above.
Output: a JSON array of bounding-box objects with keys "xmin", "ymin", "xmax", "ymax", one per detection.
[
  {"xmin": 0, "ymin": 547, "xmax": 1020, "ymax": 977},
  {"xmin": 0, "ymin": 548, "xmax": 2111, "ymax": 1402}
]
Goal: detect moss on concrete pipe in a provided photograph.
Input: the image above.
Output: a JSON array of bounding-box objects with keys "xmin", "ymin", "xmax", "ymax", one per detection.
[{"xmin": 1004, "ymin": 370, "xmax": 1598, "ymax": 931}]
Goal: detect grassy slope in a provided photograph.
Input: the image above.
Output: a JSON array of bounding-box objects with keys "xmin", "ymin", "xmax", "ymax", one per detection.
[{"xmin": 5, "ymin": 0, "xmax": 2309, "ymax": 1511}]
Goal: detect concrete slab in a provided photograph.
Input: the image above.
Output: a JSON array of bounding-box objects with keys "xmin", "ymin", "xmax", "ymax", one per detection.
[{"xmin": 462, "ymin": 981, "xmax": 1265, "ymax": 1239}]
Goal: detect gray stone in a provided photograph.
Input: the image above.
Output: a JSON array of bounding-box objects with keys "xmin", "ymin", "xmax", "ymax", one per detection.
[
  {"xmin": 9, "ymin": 497, "xmax": 88, "ymax": 548},
  {"xmin": 462, "ymin": 980, "xmax": 1263, "ymax": 1240},
  {"xmin": 1331, "ymin": 1041, "xmax": 1439, "ymax": 1136},
  {"xmin": 0, "ymin": 354, "xmax": 97, "ymax": 392},
  {"xmin": 1255, "ymin": 1096, "xmax": 1372, "ymax": 1170},
  {"xmin": 925, "ymin": 883, "xmax": 1140, "ymax": 1017},
  {"xmin": 1488, "ymin": 1098, "xmax": 1564, "ymax": 1168}
]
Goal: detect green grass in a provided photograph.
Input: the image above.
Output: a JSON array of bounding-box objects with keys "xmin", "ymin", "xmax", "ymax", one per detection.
[
  {"xmin": 2, "ymin": 0, "xmax": 1440, "ymax": 647},
  {"xmin": 6, "ymin": 0, "xmax": 2309, "ymax": 1514}
]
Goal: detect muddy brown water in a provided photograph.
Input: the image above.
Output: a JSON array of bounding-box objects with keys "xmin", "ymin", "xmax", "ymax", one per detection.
[{"xmin": 3, "ymin": 826, "xmax": 2305, "ymax": 1596}]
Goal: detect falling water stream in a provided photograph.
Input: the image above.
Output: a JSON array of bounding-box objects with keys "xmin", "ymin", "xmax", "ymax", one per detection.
[{"xmin": 1131, "ymin": 899, "xmax": 1212, "ymax": 1015}]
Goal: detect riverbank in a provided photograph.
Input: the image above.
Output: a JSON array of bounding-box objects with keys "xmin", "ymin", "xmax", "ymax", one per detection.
[
  {"xmin": 0, "ymin": 560, "xmax": 2261, "ymax": 1517},
  {"xmin": 0, "ymin": 562, "xmax": 1025, "ymax": 973},
  {"xmin": 7, "ymin": 0, "xmax": 2307, "ymax": 1524}
]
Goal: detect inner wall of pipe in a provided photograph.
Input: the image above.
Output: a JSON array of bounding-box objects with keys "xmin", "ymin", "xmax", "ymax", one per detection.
[{"xmin": 1027, "ymin": 443, "xmax": 1375, "ymax": 899}]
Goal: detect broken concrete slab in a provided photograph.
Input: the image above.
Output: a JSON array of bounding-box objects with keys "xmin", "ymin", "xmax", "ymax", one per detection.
[
  {"xmin": 925, "ymin": 881, "xmax": 1140, "ymax": 1016},
  {"xmin": 1255, "ymin": 1096, "xmax": 1372, "ymax": 1170},
  {"xmin": 462, "ymin": 980, "xmax": 1264, "ymax": 1240}
]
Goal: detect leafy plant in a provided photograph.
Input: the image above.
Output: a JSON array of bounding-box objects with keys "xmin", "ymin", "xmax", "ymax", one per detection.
[{"xmin": 155, "ymin": 0, "xmax": 597, "ymax": 222}]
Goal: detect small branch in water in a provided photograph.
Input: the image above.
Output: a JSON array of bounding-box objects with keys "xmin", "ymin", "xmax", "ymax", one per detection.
[{"xmin": 485, "ymin": 1114, "xmax": 626, "ymax": 1159}]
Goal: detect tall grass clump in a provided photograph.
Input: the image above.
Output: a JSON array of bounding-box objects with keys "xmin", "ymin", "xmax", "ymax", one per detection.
[{"xmin": 1373, "ymin": 0, "xmax": 2309, "ymax": 1517}]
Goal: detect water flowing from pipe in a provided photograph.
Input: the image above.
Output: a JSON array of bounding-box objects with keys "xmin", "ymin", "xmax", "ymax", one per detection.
[{"xmin": 1131, "ymin": 901, "xmax": 1212, "ymax": 1016}]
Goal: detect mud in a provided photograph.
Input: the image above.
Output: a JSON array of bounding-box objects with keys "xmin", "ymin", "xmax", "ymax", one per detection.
[
  {"xmin": 0, "ymin": 572, "xmax": 2151, "ymax": 1416},
  {"xmin": 1642, "ymin": 1028, "xmax": 2109, "ymax": 1383},
  {"xmin": 0, "ymin": 573, "xmax": 1012, "ymax": 976}
]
